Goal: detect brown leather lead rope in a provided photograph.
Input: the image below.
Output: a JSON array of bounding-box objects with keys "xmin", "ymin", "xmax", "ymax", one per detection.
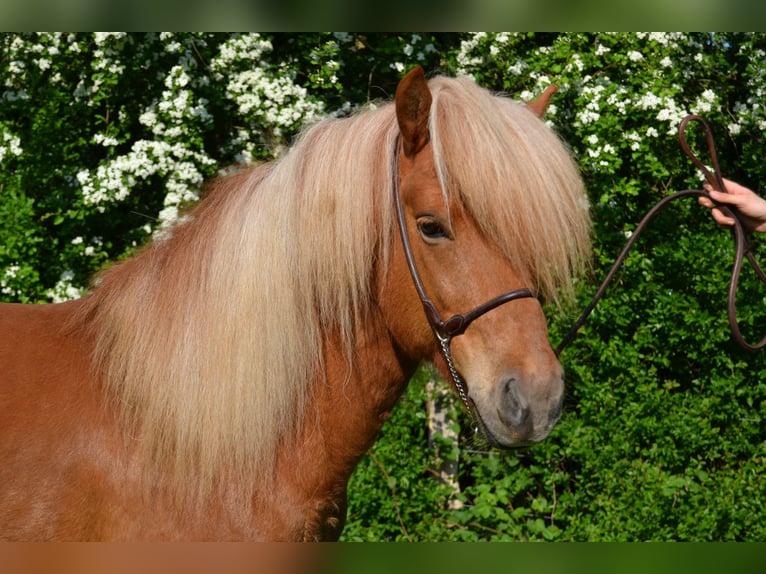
[{"xmin": 556, "ymin": 114, "xmax": 766, "ymax": 355}]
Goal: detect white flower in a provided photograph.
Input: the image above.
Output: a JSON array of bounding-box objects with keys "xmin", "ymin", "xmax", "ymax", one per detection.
[
  {"xmin": 627, "ymin": 50, "xmax": 644, "ymax": 62},
  {"xmin": 0, "ymin": 129, "xmax": 23, "ymax": 161},
  {"xmin": 72, "ymin": 79, "xmax": 93, "ymax": 100},
  {"xmin": 4, "ymin": 90, "xmax": 29, "ymax": 102},
  {"xmin": 46, "ymin": 270, "xmax": 84, "ymax": 303},
  {"xmin": 93, "ymin": 133, "xmax": 118, "ymax": 147},
  {"xmin": 94, "ymin": 32, "xmax": 126, "ymax": 44},
  {"xmin": 568, "ymin": 54, "xmax": 585, "ymax": 72},
  {"xmin": 637, "ymin": 92, "xmax": 662, "ymax": 110},
  {"xmin": 1, "ymin": 264, "xmax": 21, "ymax": 296},
  {"xmin": 596, "ymin": 44, "xmax": 611, "ymax": 56},
  {"xmin": 626, "ymin": 131, "xmax": 642, "ymax": 151},
  {"xmin": 139, "ymin": 110, "xmax": 158, "ymax": 127},
  {"xmin": 576, "ymin": 109, "xmax": 601, "ymax": 126},
  {"xmin": 78, "ymin": 139, "xmax": 214, "ymax": 211},
  {"xmin": 3, "ymin": 265, "xmax": 19, "ymax": 279},
  {"xmin": 456, "ymin": 33, "xmax": 486, "ymax": 72},
  {"xmin": 158, "ymin": 205, "xmax": 179, "ymax": 225},
  {"xmin": 209, "ymin": 34, "xmax": 323, "ymax": 149},
  {"xmin": 648, "ymin": 32, "xmax": 674, "ymax": 45},
  {"xmin": 656, "ymin": 98, "xmax": 687, "ymax": 133},
  {"xmin": 692, "ymin": 89, "xmax": 717, "ymax": 114},
  {"xmin": 507, "ymin": 59, "xmax": 528, "ymax": 75}
]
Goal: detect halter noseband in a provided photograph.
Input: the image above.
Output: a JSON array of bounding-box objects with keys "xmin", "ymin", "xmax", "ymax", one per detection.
[{"xmin": 393, "ymin": 142, "xmax": 536, "ymax": 415}]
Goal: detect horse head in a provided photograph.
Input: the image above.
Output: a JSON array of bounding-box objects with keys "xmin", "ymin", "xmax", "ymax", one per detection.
[{"xmin": 385, "ymin": 67, "xmax": 589, "ymax": 447}]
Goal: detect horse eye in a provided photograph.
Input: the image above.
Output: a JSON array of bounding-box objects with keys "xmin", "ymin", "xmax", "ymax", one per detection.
[{"xmin": 417, "ymin": 218, "xmax": 449, "ymax": 241}]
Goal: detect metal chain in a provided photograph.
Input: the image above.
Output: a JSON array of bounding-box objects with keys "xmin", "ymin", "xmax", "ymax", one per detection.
[{"xmin": 437, "ymin": 334, "xmax": 471, "ymax": 412}]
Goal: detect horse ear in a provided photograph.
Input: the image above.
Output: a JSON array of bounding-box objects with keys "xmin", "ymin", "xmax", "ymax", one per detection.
[
  {"xmin": 395, "ymin": 66, "xmax": 432, "ymax": 157},
  {"xmin": 526, "ymin": 85, "xmax": 558, "ymax": 118}
]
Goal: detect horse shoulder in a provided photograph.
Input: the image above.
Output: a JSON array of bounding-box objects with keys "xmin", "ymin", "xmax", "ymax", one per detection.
[{"xmin": 0, "ymin": 300, "xmax": 126, "ymax": 539}]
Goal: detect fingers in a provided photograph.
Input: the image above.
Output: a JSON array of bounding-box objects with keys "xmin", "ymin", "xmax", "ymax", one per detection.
[
  {"xmin": 699, "ymin": 178, "xmax": 766, "ymax": 232},
  {"xmin": 697, "ymin": 197, "xmax": 735, "ymax": 226},
  {"xmin": 698, "ymin": 188, "xmax": 736, "ymax": 227},
  {"xmin": 703, "ymin": 178, "xmax": 751, "ymax": 198},
  {"xmin": 708, "ymin": 188, "xmax": 740, "ymax": 205},
  {"xmin": 702, "ymin": 184, "xmax": 746, "ymax": 208},
  {"xmin": 698, "ymin": 192, "xmax": 736, "ymax": 210},
  {"xmin": 710, "ymin": 208, "xmax": 736, "ymax": 227}
]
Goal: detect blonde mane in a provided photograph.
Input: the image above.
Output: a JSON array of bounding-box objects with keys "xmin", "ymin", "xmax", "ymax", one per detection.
[{"xmin": 77, "ymin": 74, "xmax": 590, "ymax": 500}]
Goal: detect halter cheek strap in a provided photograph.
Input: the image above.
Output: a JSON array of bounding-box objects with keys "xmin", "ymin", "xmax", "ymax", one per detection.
[{"xmin": 392, "ymin": 145, "xmax": 535, "ymax": 415}]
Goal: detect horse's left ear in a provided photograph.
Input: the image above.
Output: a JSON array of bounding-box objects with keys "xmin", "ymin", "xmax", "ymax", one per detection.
[
  {"xmin": 395, "ymin": 66, "xmax": 432, "ymax": 157},
  {"xmin": 526, "ymin": 85, "xmax": 558, "ymax": 118}
]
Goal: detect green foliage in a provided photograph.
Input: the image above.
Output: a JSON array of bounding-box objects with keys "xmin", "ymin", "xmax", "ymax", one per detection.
[
  {"xmin": 342, "ymin": 367, "xmax": 459, "ymax": 542},
  {"xmin": 2, "ymin": 33, "xmax": 764, "ymax": 540},
  {"xmin": 344, "ymin": 33, "xmax": 765, "ymax": 541}
]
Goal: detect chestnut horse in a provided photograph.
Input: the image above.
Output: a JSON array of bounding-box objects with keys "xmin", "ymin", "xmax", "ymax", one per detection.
[{"xmin": 0, "ymin": 67, "xmax": 590, "ymax": 540}]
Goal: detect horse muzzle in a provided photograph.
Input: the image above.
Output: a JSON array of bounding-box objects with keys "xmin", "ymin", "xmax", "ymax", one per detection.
[{"xmin": 469, "ymin": 367, "xmax": 565, "ymax": 448}]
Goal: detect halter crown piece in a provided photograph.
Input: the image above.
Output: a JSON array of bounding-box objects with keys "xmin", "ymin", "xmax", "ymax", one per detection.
[
  {"xmin": 557, "ymin": 114, "xmax": 766, "ymax": 354},
  {"xmin": 392, "ymin": 140, "xmax": 536, "ymax": 420}
]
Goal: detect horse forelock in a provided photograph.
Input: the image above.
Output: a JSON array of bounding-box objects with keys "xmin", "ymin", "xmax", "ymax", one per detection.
[{"xmin": 427, "ymin": 75, "xmax": 591, "ymax": 304}]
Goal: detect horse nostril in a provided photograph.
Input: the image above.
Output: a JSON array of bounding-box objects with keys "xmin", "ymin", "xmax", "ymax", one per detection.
[{"xmin": 499, "ymin": 377, "xmax": 532, "ymax": 435}]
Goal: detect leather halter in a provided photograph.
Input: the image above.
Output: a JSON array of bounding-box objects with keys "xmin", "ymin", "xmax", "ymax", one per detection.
[{"xmin": 392, "ymin": 142, "xmax": 536, "ymax": 414}]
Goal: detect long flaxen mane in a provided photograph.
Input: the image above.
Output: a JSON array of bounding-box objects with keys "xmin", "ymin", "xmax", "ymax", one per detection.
[{"xmin": 75, "ymin": 73, "xmax": 590, "ymax": 501}]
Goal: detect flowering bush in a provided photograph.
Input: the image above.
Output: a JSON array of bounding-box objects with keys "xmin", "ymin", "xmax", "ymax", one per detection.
[
  {"xmin": 345, "ymin": 33, "xmax": 766, "ymax": 542},
  {"xmin": 0, "ymin": 33, "xmax": 331, "ymax": 300},
  {"xmin": 1, "ymin": 33, "xmax": 764, "ymax": 540},
  {"xmin": 0, "ymin": 33, "xmax": 453, "ymax": 302}
]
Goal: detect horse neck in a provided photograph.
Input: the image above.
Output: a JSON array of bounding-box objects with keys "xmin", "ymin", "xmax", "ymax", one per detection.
[
  {"xmin": 315, "ymin": 315, "xmax": 415, "ymax": 453},
  {"xmin": 268, "ymin": 307, "xmax": 417, "ymax": 539}
]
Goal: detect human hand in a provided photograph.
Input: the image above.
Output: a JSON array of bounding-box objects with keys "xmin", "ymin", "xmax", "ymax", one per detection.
[{"xmin": 698, "ymin": 178, "xmax": 766, "ymax": 233}]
